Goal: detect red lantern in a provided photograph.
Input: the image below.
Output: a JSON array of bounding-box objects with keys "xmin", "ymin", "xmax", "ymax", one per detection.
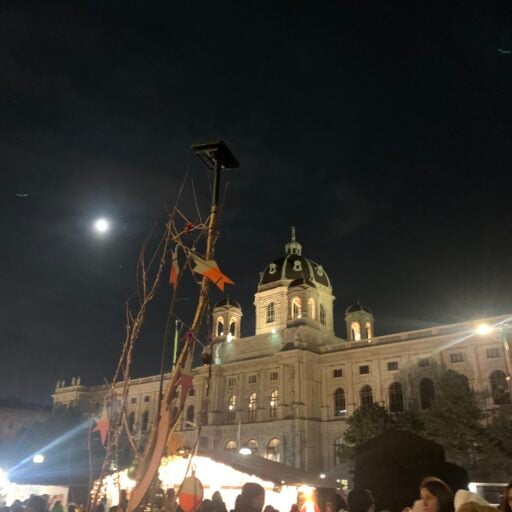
[{"xmin": 178, "ymin": 475, "xmax": 204, "ymax": 512}]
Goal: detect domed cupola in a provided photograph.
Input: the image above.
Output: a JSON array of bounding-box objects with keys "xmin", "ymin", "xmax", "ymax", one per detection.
[
  {"xmin": 345, "ymin": 302, "xmax": 374, "ymax": 341},
  {"xmin": 254, "ymin": 227, "xmax": 335, "ymax": 336},
  {"xmin": 258, "ymin": 227, "xmax": 331, "ymax": 289},
  {"xmin": 212, "ymin": 296, "xmax": 243, "ymax": 340}
]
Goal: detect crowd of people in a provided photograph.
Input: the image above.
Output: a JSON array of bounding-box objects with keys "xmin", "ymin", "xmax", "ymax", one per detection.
[
  {"xmin": 0, "ymin": 495, "xmax": 84, "ymax": 512},
  {"xmin": 1, "ymin": 478, "xmax": 511, "ymax": 512}
]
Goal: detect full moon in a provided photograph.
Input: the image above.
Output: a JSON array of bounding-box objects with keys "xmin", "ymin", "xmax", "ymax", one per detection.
[{"xmin": 94, "ymin": 218, "xmax": 110, "ymax": 233}]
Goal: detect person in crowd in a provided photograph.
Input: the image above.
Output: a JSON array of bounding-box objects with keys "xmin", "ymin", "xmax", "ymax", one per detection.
[
  {"xmin": 232, "ymin": 495, "xmax": 242, "ymax": 512},
  {"xmin": 237, "ymin": 483, "xmax": 265, "ymax": 512},
  {"xmin": 500, "ymin": 482, "xmax": 512, "ymax": 512},
  {"xmin": 26, "ymin": 496, "xmax": 48, "ymax": 512},
  {"xmin": 11, "ymin": 500, "xmax": 24, "ymax": 512},
  {"xmin": 96, "ymin": 498, "xmax": 106, "ymax": 512},
  {"xmin": 419, "ymin": 477, "xmax": 454, "ymax": 512},
  {"xmin": 289, "ymin": 505, "xmax": 299, "ymax": 512},
  {"xmin": 263, "ymin": 506, "xmax": 275, "ymax": 512},
  {"xmin": 199, "ymin": 500, "xmax": 214, "ymax": 512},
  {"xmin": 164, "ymin": 488, "xmax": 177, "ymax": 512},
  {"xmin": 211, "ymin": 492, "xmax": 227, "ymax": 512},
  {"xmin": 52, "ymin": 501, "xmax": 64, "ymax": 512},
  {"xmin": 347, "ymin": 489, "xmax": 375, "ymax": 512}
]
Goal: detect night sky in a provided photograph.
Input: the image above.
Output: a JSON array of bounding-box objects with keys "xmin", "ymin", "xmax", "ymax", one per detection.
[{"xmin": 2, "ymin": 1, "xmax": 512, "ymax": 404}]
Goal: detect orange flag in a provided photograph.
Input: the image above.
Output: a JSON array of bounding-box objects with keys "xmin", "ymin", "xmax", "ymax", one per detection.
[
  {"xmin": 169, "ymin": 248, "xmax": 179, "ymax": 288},
  {"xmin": 189, "ymin": 253, "xmax": 234, "ymax": 291},
  {"xmin": 93, "ymin": 406, "xmax": 110, "ymax": 445}
]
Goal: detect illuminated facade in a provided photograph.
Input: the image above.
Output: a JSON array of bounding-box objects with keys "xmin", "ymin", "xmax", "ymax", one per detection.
[{"xmin": 53, "ymin": 231, "xmax": 512, "ymax": 478}]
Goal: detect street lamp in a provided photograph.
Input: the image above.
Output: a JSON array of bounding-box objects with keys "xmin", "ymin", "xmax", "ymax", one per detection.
[{"xmin": 32, "ymin": 454, "xmax": 45, "ymax": 464}]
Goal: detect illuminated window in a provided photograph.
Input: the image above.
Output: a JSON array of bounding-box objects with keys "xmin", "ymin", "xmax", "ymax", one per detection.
[
  {"xmin": 333, "ymin": 388, "xmax": 346, "ymax": 416},
  {"xmin": 217, "ymin": 317, "xmax": 224, "ymax": 336},
  {"xmin": 247, "ymin": 438, "xmax": 259, "ymax": 455},
  {"xmin": 266, "ymin": 438, "xmax": 280, "ymax": 461},
  {"xmin": 487, "ymin": 347, "xmax": 500, "ymax": 359},
  {"xmin": 229, "ymin": 319, "xmax": 236, "ymax": 336},
  {"xmin": 351, "ymin": 322, "xmax": 361, "ymax": 341},
  {"xmin": 128, "ymin": 412, "xmax": 135, "ymax": 432},
  {"xmin": 308, "ymin": 298, "xmax": 315, "ymax": 319},
  {"xmin": 365, "ymin": 322, "xmax": 372, "ymax": 339},
  {"xmin": 320, "ymin": 304, "xmax": 326, "ymax": 325},
  {"xmin": 227, "ymin": 395, "xmax": 236, "ymax": 423},
  {"xmin": 184, "ymin": 405, "xmax": 194, "ymax": 428},
  {"xmin": 269, "ymin": 390, "xmax": 279, "ymax": 418},
  {"xmin": 419, "ymin": 378, "xmax": 435, "ymax": 409},
  {"xmin": 334, "ymin": 437, "xmax": 344, "ymax": 466},
  {"xmin": 248, "ymin": 393, "xmax": 257, "ymax": 420},
  {"xmin": 389, "ymin": 382, "xmax": 404, "ymax": 413},
  {"xmin": 225, "ymin": 440, "xmax": 237, "ymax": 452},
  {"xmin": 360, "ymin": 385, "xmax": 373, "ymax": 407},
  {"xmin": 450, "ymin": 352, "xmax": 464, "ymax": 363},
  {"xmin": 266, "ymin": 302, "xmax": 275, "ymax": 323},
  {"xmin": 141, "ymin": 411, "xmax": 149, "ymax": 432},
  {"xmin": 292, "ymin": 297, "xmax": 301, "ymax": 319},
  {"xmin": 490, "ymin": 370, "xmax": 510, "ymax": 405}
]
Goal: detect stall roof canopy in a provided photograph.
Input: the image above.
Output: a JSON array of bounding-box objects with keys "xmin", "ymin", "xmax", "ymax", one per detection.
[{"xmin": 199, "ymin": 449, "xmax": 336, "ymax": 488}]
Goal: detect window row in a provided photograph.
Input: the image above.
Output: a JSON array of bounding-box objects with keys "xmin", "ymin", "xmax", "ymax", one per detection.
[
  {"xmin": 224, "ymin": 438, "xmax": 280, "ymax": 461},
  {"xmin": 332, "ymin": 370, "xmax": 510, "ymax": 415},
  {"xmin": 265, "ymin": 299, "xmax": 326, "ymax": 325},
  {"xmin": 226, "ymin": 372, "xmax": 279, "ymax": 387},
  {"xmin": 225, "ymin": 391, "xmax": 280, "ymax": 421}
]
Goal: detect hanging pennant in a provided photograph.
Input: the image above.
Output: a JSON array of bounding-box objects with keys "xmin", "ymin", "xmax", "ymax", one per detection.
[
  {"xmin": 189, "ymin": 253, "xmax": 234, "ymax": 291},
  {"xmin": 93, "ymin": 405, "xmax": 110, "ymax": 445},
  {"xmin": 169, "ymin": 248, "xmax": 180, "ymax": 289},
  {"xmin": 178, "ymin": 475, "xmax": 203, "ymax": 512}
]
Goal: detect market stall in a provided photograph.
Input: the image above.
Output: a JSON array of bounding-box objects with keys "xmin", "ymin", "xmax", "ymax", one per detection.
[{"xmin": 101, "ymin": 450, "xmax": 336, "ymax": 511}]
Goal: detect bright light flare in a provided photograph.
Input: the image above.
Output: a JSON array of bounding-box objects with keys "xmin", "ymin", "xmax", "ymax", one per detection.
[
  {"xmin": 0, "ymin": 468, "xmax": 9, "ymax": 489},
  {"xmin": 32, "ymin": 454, "xmax": 44, "ymax": 464},
  {"xmin": 239, "ymin": 447, "xmax": 252, "ymax": 455},
  {"xmin": 94, "ymin": 218, "xmax": 110, "ymax": 233},
  {"xmin": 477, "ymin": 323, "xmax": 491, "ymax": 335}
]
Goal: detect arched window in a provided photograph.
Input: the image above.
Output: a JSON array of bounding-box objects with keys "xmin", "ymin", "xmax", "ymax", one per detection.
[
  {"xmin": 266, "ymin": 302, "xmax": 275, "ymax": 323},
  {"xmin": 189, "ymin": 386, "xmax": 195, "ymax": 397},
  {"xmin": 320, "ymin": 305, "xmax": 326, "ymax": 326},
  {"xmin": 128, "ymin": 412, "xmax": 135, "ymax": 432},
  {"xmin": 185, "ymin": 405, "xmax": 195, "ymax": 426},
  {"xmin": 490, "ymin": 370, "xmax": 511, "ymax": 405},
  {"xmin": 419, "ymin": 378, "xmax": 435, "ymax": 410},
  {"xmin": 333, "ymin": 388, "xmax": 346, "ymax": 416},
  {"xmin": 360, "ymin": 385, "xmax": 373, "ymax": 407},
  {"xmin": 217, "ymin": 317, "xmax": 224, "ymax": 336},
  {"xmin": 247, "ymin": 439, "xmax": 259, "ymax": 455},
  {"xmin": 227, "ymin": 395, "xmax": 237, "ymax": 423},
  {"xmin": 229, "ymin": 318, "xmax": 236, "ymax": 336},
  {"xmin": 266, "ymin": 438, "xmax": 280, "ymax": 461},
  {"xmin": 248, "ymin": 393, "xmax": 257, "ymax": 420},
  {"xmin": 351, "ymin": 322, "xmax": 361, "ymax": 341},
  {"xmin": 389, "ymin": 382, "xmax": 404, "ymax": 413},
  {"xmin": 269, "ymin": 390, "xmax": 279, "ymax": 418},
  {"xmin": 225, "ymin": 440, "xmax": 237, "ymax": 452},
  {"xmin": 308, "ymin": 298, "xmax": 315, "ymax": 319},
  {"xmin": 141, "ymin": 411, "xmax": 149, "ymax": 433},
  {"xmin": 292, "ymin": 297, "xmax": 301, "ymax": 319},
  {"xmin": 334, "ymin": 436, "xmax": 344, "ymax": 466},
  {"xmin": 365, "ymin": 322, "xmax": 372, "ymax": 339}
]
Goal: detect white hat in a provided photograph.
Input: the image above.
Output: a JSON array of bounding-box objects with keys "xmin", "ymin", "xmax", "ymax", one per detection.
[{"xmin": 454, "ymin": 490, "xmax": 490, "ymax": 511}]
